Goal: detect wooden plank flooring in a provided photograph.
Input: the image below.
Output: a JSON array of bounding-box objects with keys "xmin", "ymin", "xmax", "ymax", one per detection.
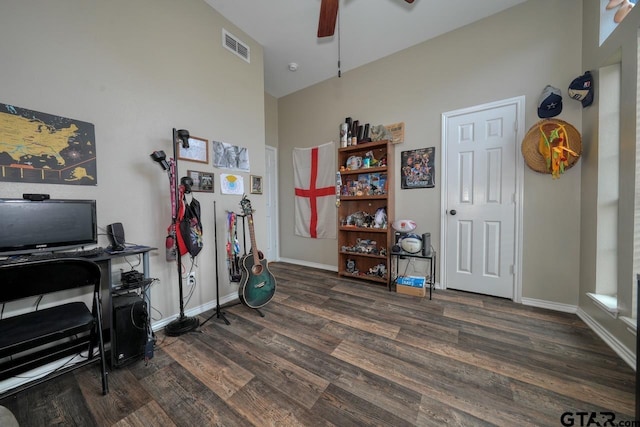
[{"xmin": 0, "ymin": 262, "xmax": 636, "ymax": 426}]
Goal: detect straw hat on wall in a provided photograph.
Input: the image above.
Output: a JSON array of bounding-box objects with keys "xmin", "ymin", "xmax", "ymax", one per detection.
[{"xmin": 521, "ymin": 118, "xmax": 582, "ymax": 178}]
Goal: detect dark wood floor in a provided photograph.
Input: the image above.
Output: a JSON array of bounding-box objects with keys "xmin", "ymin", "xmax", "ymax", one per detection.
[{"xmin": 0, "ymin": 262, "xmax": 636, "ymax": 426}]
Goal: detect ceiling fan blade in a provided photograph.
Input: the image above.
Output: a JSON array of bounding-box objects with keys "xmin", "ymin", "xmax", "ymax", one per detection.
[
  {"xmin": 317, "ymin": 0, "xmax": 339, "ymax": 38},
  {"xmin": 405, "ymin": 0, "xmax": 415, "ymax": 3}
]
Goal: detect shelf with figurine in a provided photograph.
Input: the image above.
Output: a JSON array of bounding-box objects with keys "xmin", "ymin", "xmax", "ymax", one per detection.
[
  {"xmin": 340, "ymin": 237, "xmax": 388, "ymax": 257},
  {"xmin": 337, "ymin": 121, "xmax": 394, "ymax": 286},
  {"xmin": 339, "ymin": 208, "xmax": 389, "ymax": 232}
]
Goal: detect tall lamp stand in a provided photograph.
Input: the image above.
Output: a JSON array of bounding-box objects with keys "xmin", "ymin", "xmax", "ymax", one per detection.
[{"xmin": 151, "ymin": 128, "xmax": 200, "ymax": 337}]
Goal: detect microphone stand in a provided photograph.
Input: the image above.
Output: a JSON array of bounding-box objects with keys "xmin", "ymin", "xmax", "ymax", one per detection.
[
  {"xmin": 165, "ymin": 128, "xmax": 200, "ymax": 336},
  {"xmin": 201, "ymin": 201, "xmax": 230, "ymax": 326}
]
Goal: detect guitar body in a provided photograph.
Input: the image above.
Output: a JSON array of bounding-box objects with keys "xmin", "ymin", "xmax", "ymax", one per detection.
[
  {"xmin": 237, "ymin": 195, "xmax": 276, "ymax": 309},
  {"xmin": 238, "ymin": 252, "xmax": 276, "ymax": 308}
]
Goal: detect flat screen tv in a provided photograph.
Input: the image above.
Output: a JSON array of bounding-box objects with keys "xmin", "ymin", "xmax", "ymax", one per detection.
[{"xmin": 0, "ymin": 198, "xmax": 97, "ymax": 256}]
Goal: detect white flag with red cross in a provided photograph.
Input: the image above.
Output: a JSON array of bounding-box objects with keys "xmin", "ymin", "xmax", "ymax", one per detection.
[{"xmin": 293, "ymin": 141, "xmax": 336, "ymax": 239}]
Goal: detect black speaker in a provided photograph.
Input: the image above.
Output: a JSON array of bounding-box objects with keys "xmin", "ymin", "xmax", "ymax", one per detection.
[
  {"xmin": 422, "ymin": 233, "xmax": 432, "ymax": 256},
  {"xmin": 107, "ymin": 222, "xmax": 126, "ymax": 251},
  {"xmin": 392, "ymin": 232, "xmax": 403, "ymax": 253},
  {"xmin": 112, "ymin": 294, "xmax": 147, "ymax": 367}
]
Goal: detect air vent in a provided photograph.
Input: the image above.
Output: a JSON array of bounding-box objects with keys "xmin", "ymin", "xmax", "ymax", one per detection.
[{"xmin": 223, "ymin": 29, "xmax": 250, "ymax": 63}]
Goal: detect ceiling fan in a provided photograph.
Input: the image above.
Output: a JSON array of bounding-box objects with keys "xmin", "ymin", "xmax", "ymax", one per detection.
[{"xmin": 318, "ymin": 0, "xmax": 415, "ymax": 38}]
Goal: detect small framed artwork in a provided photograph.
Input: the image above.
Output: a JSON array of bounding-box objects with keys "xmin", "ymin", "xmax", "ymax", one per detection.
[
  {"xmin": 178, "ymin": 136, "xmax": 209, "ymax": 164},
  {"xmin": 400, "ymin": 147, "xmax": 435, "ymax": 189},
  {"xmin": 250, "ymin": 175, "xmax": 263, "ymax": 194},
  {"xmin": 187, "ymin": 170, "xmax": 215, "ymax": 192}
]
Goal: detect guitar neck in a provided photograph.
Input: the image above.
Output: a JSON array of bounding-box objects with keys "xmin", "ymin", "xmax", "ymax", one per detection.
[{"xmin": 248, "ymin": 214, "xmax": 260, "ymax": 267}]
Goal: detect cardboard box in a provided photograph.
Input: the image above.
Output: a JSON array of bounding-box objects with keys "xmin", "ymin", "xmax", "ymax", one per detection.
[
  {"xmin": 396, "ymin": 275, "xmax": 426, "ymax": 297},
  {"xmin": 396, "ymin": 275, "xmax": 426, "ymax": 288}
]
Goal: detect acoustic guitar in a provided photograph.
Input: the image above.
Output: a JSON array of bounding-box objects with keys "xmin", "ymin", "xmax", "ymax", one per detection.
[{"xmin": 238, "ymin": 195, "xmax": 276, "ymax": 308}]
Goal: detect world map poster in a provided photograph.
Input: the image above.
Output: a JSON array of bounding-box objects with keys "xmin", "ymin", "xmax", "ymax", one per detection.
[{"xmin": 0, "ymin": 102, "xmax": 97, "ymax": 185}]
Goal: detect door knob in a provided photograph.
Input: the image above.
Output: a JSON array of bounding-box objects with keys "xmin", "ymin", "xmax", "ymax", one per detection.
[{"xmin": 450, "ymin": 209, "xmax": 457, "ymax": 215}]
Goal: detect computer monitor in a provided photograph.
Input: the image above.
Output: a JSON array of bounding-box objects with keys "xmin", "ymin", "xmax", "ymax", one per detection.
[{"xmin": 0, "ymin": 198, "xmax": 97, "ymax": 256}]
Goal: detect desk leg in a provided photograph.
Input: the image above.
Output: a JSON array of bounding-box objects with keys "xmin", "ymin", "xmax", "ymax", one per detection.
[
  {"xmin": 142, "ymin": 252, "xmax": 151, "ymax": 316},
  {"xmin": 97, "ymin": 259, "xmax": 115, "ymax": 367},
  {"xmin": 430, "ymin": 253, "xmax": 436, "ymax": 300},
  {"xmin": 389, "ymin": 256, "xmax": 396, "ymax": 292},
  {"xmin": 141, "ymin": 252, "xmax": 154, "ymax": 358}
]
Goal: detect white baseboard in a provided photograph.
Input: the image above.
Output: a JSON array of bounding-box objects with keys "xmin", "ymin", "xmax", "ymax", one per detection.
[
  {"xmin": 277, "ymin": 257, "xmax": 337, "ymax": 272},
  {"xmin": 576, "ymin": 307, "xmax": 635, "ymax": 370},
  {"xmin": 520, "ymin": 297, "xmax": 578, "ymax": 313}
]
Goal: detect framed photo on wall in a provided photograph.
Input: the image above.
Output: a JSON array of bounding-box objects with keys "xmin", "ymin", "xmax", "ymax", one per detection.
[
  {"xmin": 400, "ymin": 147, "xmax": 435, "ymax": 189},
  {"xmin": 187, "ymin": 170, "xmax": 214, "ymax": 192},
  {"xmin": 250, "ymin": 175, "xmax": 263, "ymax": 194},
  {"xmin": 178, "ymin": 136, "xmax": 209, "ymax": 164}
]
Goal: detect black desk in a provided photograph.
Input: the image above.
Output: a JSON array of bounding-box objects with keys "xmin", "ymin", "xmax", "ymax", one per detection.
[{"xmin": 390, "ymin": 250, "xmax": 436, "ymax": 300}]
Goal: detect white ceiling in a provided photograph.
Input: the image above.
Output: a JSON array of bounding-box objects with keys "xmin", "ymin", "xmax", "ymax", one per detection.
[{"xmin": 204, "ymin": 0, "xmax": 527, "ymax": 99}]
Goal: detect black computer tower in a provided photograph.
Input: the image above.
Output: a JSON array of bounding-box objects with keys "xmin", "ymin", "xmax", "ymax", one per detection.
[{"xmin": 112, "ymin": 294, "xmax": 147, "ymax": 367}]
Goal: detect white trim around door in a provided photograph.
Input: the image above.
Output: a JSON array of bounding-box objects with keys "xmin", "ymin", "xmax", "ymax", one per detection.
[{"xmin": 440, "ymin": 96, "xmax": 525, "ymax": 302}]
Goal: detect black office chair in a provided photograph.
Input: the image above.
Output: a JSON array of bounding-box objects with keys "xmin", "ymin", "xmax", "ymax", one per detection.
[{"xmin": 0, "ymin": 258, "xmax": 108, "ymax": 396}]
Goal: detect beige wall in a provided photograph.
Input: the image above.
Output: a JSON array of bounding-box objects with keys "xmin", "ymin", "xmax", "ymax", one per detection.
[
  {"xmin": 579, "ymin": 2, "xmax": 639, "ymax": 354},
  {"xmin": 0, "ymin": 0, "xmax": 266, "ymax": 325},
  {"xmin": 265, "ymin": 93, "xmax": 279, "ymax": 149},
  {"xmin": 278, "ymin": 0, "xmax": 584, "ymax": 304}
]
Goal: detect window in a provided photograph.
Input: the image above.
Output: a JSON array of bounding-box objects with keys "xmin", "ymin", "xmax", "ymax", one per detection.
[
  {"xmin": 600, "ymin": 0, "xmax": 638, "ymax": 45},
  {"xmin": 588, "ymin": 63, "xmax": 621, "ymax": 317}
]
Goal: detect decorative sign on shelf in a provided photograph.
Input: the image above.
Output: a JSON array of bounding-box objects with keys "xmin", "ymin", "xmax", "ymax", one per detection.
[{"xmin": 385, "ymin": 122, "xmax": 405, "ymax": 144}]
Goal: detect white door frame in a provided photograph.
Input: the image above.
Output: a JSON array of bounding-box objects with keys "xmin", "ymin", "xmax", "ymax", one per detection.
[
  {"xmin": 439, "ymin": 96, "xmax": 525, "ymax": 302},
  {"xmin": 265, "ymin": 145, "xmax": 280, "ymax": 261}
]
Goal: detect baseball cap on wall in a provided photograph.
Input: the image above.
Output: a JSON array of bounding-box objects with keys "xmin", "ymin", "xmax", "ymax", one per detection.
[
  {"xmin": 568, "ymin": 71, "xmax": 594, "ymax": 108},
  {"xmin": 537, "ymin": 85, "xmax": 563, "ymax": 118}
]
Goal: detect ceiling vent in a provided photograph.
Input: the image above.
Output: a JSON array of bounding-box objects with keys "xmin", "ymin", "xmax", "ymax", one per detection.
[{"xmin": 223, "ymin": 29, "xmax": 250, "ymax": 63}]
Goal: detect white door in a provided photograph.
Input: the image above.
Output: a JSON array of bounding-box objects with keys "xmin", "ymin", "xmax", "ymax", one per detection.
[
  {"xmin": 265, "ymin": 146, "xmax": 278, "ymax": 261},
  {"xmin": 442, "ymin": 98, "xmax": 523, "ymax": 299}
]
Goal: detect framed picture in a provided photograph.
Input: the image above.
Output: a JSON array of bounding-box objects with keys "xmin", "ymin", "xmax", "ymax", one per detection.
[
  {"xmin": 187, "ymin": 170, "xmax": 214, "ymax": 192},
  {"xmin": 250, "ymin": 175, "xmax": 263, "ymax": 194},
  {"xmin": 400, "ymin": 147, "xmax": 435, "ymax": 189},
  {"xmin": 178, "ymin": 136, "xmax": 209, "ymax": 164}
]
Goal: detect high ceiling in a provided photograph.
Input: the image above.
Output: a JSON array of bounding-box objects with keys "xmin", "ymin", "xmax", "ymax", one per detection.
[{"xmin": 205, "ymin": 0, "xmax": 527, "ymax": 98}]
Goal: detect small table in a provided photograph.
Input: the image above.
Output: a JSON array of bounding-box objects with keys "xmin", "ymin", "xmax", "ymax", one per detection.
[
  {"xmin": 93, "ymin": 245, "xmax": 156, "ymax": 367},
  {"xmin": 390, "ymin": 250, "xmax": 436, "ymax": 300}
]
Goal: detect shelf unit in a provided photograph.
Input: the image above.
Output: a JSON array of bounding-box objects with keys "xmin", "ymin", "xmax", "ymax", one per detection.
[{"xmin": 337, "ymin": 139, "xmax": 394, "ymax": 285}]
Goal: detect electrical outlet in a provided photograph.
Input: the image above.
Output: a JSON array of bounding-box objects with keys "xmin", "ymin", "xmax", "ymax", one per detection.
[{"xmin": 187, "ymin": 272, "xmax": 196, "ymax": 287}]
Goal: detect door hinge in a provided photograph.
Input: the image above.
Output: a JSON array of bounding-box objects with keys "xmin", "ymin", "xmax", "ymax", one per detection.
[{"xmin": 510, "ymin": 265, "xmax": 516, "ymax": 275}]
